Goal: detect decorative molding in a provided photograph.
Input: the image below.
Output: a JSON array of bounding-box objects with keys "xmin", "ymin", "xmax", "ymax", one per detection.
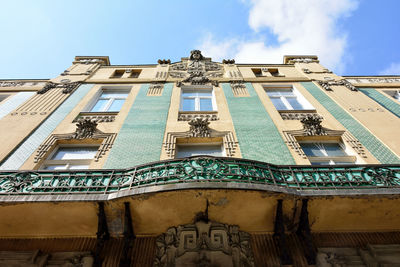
[
  {"xmin": 178, "ymin": 112, "xmax": 219, "ymax": 121},
  {"xmin": 280, "ymin": 112, "xmax": 322, "ymax": 120},
  {"xmin": 0, "ymin": 81, "xmax": 46, "ymax": 87},
  {"xmin": 222, "ymin": 59, "xmax": 235, "ymax": 64},
  {"xmin": 153, "ymin": 220, "xmax": 254, "ymax": 267},
  {"xmin": 346, "ymin": 78, "xmax": 400, "ymax": 84},
  {"xmin": 34, "ymin": 121, "xmax": 117, "ymax": 163},
  {"xmin": 147, "ymin": 83, "xmax": 164, "ymax": 96},
  {"xmin": 228, "ymin": 70, "xmax": 242, "ymax": 78},
  {"xmin": 286, "ymin": 57, "xmax": 319, "ymax": 64},
  {"xmin": 230, "ymin": 81, "xmax": 249, "ymax": 97},
  {"xmin": 317, "ymin": 79, "xmax": 358, "ymax": 92},
  {"xmin": 155, "ymin": 71, "xmax": 167, "ymax": 79},
  {"xmin": 188, "ymin": 117, "xmax": 211, "ymax": 137},
  {"xmin": 164, "ymin": 127, "xmax": 238, "ymax": 158},
  {"xmin": 169, "ymin": 50, "xmax": 223, "ymax": 86},
  {"xmin": 283, "ymin": 116, "xmax": 366, "ymax": 158},
  {"xmin": 37, "ymin": 81, "xmax": 81, "ymax": 94},
  {"xmin": 73, "ymin": 113, "xmax": 116, "ymax": 123},
  {"xmin": 0, "ymin": 251, "xmax": 93, "ymax": 266}
]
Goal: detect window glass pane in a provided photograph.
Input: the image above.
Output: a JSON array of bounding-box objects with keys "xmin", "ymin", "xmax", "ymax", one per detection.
[
  {"xmin": 100, "ymin": 92, "xmax": 128, "ymax": 99},
  {"xmin": 108, "ymin": 99, "xmax": 125, "ymax": 112},
  {"xmin": 182, "ymin": 98, "xmax": 195, "ymax": 111},
  {"xmin": 44, "ymin": 165, "xmax": 68, "ymax": 170},
  {"xmin": 199, "ymin": 98, "xmax": 213, "ymax": 111},
  {"xmin": 176, "ymin": 145, "xmax": 223, "ymax": 158},
  {"xmin": 266, "ymin": 89, "xmax": 293, "ymax": 97},
  {"xmin": 91, "ymin": 99, "xmax": 108, "ymax": 112},
  {"xmin": 310, "ymin": 161, "xmax": 331, "ymax": 165},
  {"xmin": 301, "ymin": 144, "xmax": 325, "ymax": 157},
  {"xmin": 270, "ymin": 98, "xmax": 287, "ymax": 110},
  {"xmin": 324, "ymin": 143, "xmax": 347, "ymax": 156},
  {"xmin": 196, "ymin": 91, "xmax": 212, "ymax": 96},
  {"xmin": 182, "ymin": 91, "xmax": 197, "ymax": 97},
  {"xmin": 286, "ymin": 97, "xmax": 304, "ymax": 110},
  {"xmin": 51, "ymin": 147, "xmax": 98, "ymax": 160}
]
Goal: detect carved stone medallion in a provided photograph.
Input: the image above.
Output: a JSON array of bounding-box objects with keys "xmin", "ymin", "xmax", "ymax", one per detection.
[{"xmin": 154, "ymin": 221, "xmax": 254, "ymax": 267}]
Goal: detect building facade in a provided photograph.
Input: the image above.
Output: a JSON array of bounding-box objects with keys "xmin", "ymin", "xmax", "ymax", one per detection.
[{"xmin": 0, "ymin": 51, "xmax": 399, "ymax": 266}]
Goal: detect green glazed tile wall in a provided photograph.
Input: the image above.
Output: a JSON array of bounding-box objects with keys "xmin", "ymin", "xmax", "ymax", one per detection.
[
  {"xmin": 301, "ymin": 82, "xmax": 400, "ymax": 163},
  {"xmin": 221, "ymin": 83, "xmax": 295, "ymax": 164},
  {"xmin": 359, "ymin": 88, "xmax": 400, "ymax": 118},
  {"xmin": 0, "ymin": 84, "xmax": 93, "ymax": 170},
  {"xmin": 104, "ymin": 83, "xmax": 173, "ymax": 168}
]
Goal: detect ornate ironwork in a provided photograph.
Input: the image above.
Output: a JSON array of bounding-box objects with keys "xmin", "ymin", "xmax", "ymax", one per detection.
[{"xmin": 1, "ymin": 157, "xmax": 400, "ymax": 194}]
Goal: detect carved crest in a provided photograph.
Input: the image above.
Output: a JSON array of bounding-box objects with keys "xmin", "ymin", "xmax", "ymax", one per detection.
[
  {"xmin": 301, "ymin": 115, "xmax": 325, "ymax": 136},
  {"xmin": 188, "ymin": 118, "xmax": 211, "ymax": 138},
  {"xmin": 169, "ymin": 50, "xmax": 223, "ymax": 86},
  {"xmin": 154, "ymin": 221, "xmax": 254, "ymax": 267},
  {"xmin": 74, "ymin": 119, "xmax": 98, "ymax": 139}
]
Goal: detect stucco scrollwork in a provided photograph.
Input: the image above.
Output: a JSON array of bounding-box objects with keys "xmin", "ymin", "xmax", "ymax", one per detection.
[
  {"xmin": 37, "ymin": 81, "xmax": 81, "ymax": 94},
  {"xmin": 154, "ymin": 220, "xmax": 254, "ymax": 267}
]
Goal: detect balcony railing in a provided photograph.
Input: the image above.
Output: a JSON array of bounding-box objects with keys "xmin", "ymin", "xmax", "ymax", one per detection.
[{"xmin": 0, "ymin": 156, "xmax": 400, "ymax": 194}]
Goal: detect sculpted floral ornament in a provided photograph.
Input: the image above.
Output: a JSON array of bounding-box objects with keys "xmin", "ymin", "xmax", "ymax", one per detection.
[
  {"xmin": 300, "ymin": 115, "xmax": 326, "ymax": 136},
  {"xmin": 0, "ymin": 172, "xmax": 39, "ymax": 193},
  {"xmin": 188, "ymin": 117, "xmax": 211, "ymax": 138},
  {"xmin": 74, "ymin": 119, "xmax": 98, "ymax": 139}
]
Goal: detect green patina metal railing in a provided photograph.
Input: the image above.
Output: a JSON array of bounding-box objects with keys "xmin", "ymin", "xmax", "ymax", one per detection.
[{"xmin": 0, "ymin": 156, "xmax": 400, "ymax": 194}]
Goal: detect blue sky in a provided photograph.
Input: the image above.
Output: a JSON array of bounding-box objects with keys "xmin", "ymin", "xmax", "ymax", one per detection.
[{"xmin": 0, "ymin": 0, "xmax": 399, "ymax": 79}]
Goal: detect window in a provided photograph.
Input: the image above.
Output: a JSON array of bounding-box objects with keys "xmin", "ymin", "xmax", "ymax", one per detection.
[
  {"xmin": 111, "ymin": 70, "xmax": 125, "ymax": 78},
  {"xmin": 267, "ymin": 68, "xmax": 284, "ymax": 77},
  {"xmin": 384, "ymin": 89, "xmax": 400, "ymax": 102},
  {"xmin": 252, "ymin": 68, "xmax": 263, "ymax": 77},
  {"xmin": 0, "ymin": 94, "xmax": 10, "ymax": 103},
  {"xmin": 300, "ymin": 142, "xmax": 356, "ymax": 165},
  {"xmin": 89, "ymin": 90, "xmax": 129, "ymax": 112},
  {"xmin": 181, "ymin": 89, "xmax": 216, "ymax": 112},
  {"xmin": 265, "ymin": 86, "xmax": 313, "ymax": 110},
  {"xmin": 42, "ymin": 146, "xmax": 99, "ymax": 170},
  {"xmin": 129, "ymin": 69, "xmax": 141, "ymax": 78},
  {"xmin": 176, "ymin": 144, "xmax": 225, "ymax": 158}
]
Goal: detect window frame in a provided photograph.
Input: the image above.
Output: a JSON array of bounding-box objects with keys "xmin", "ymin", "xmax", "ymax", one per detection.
[
  {"xmin": 175, "ymin": 142, "xmax": 226, "ymax": 158},
  {"xmin": 264, "ymin": 85, "xmax": 314, "ymax": 111},
  {"xmin": 299, "ymin": 141, "xmax": 356, "ymax": 165},
  {"xmin": 85, "ymin": 87, "xmax": 131, "ymax": 113},
  {"xmin": 180, "ymin": 87, "xmax": 217, "ymax": 112},
  {"xmin": 41, "ymin": 145, "xmax": 99, "ymax": 170}
]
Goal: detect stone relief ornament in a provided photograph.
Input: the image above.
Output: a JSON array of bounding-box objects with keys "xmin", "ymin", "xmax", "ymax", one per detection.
[
  {"xmin": 169, "ymin": 50, "xmax": 223, "ymax": 86},
  {"xmin": 317, "ymin": 79, "xmax": 357, "ymax": 92},
  {"xmin": 301, "ymin": 115, "xmax": 326, "ymax": 136},
  {"xmin": 74, "ymin": 119, "xmax": 98, "ymax": 139},
  {"xmin": 188, "ymin": 117, "xmax": 211, "ymax": 138},
  {"xmin": 37, "ymin": 81, "xmax": 81, "ymax": 94},
  {"xmin": 153, "ymin": 220, "xmax": 254, "ymax": 267}
]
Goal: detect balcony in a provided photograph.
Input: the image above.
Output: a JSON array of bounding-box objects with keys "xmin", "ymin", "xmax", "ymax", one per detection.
[{"xmin": 0, "ymin": 156, "xmax": 399, "ymax": 199}]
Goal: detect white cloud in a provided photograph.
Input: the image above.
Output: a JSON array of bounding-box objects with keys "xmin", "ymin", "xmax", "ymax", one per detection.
[
  {"xmin": 379, "ymin": 62, "xmax": 400, "ymax": 75},
  {"xmin": 199, "ymin": 0, "xmax": 358, "ymax": 72}
]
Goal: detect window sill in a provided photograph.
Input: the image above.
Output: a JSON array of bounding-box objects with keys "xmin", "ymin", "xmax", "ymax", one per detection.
[
  {"xmin": 178, "ymin": 111, "xmax": 219, "ymax": 121},
  {"xmin": 73, "ymin": 112, "xmax": 118, "ymax": 123}
]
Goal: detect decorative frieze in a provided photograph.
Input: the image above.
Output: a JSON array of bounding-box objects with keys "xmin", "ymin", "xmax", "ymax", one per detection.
[
  {"xmin": 178, "ymin": 112, "xmax": 219, "ymax": 121},
  {"xmin": 0, "ymin": 81, "xmax": 46, "ymax": 87},
  {"xmin": 317, "ymin": 79, "xmax": 357, "ymax": 92},
  {"xmin": 154, "ymin": 220, "xmax": 254, "ymax": 267},
  {"xmin": 280, "ymin": 112, "xmax": 322, "ymax": 120},
  {"xmin": 73, "ymin": 113, "xmax": 116, "ymax": 123},
  {"xmin": 302, "ymin": 68, "xmax": 332, "ymax": 74}
]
